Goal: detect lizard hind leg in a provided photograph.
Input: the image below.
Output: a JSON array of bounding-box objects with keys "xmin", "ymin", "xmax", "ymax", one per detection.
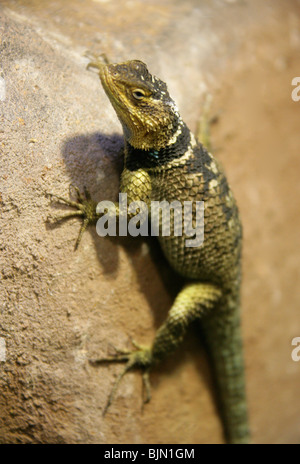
[
  {"xmin": 90, "ymin": 343, "xmax": 153, "ymax": 415},
  {"xmin": 92, "ymin": 282, "xmax": 222, "ymax": 415}
]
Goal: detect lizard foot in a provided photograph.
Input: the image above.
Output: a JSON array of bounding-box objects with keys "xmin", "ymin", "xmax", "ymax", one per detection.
[
  {"xmin": 85, "ymin": 51, "xmax": 110, "ymax": 72},
  {"xmin": 47, "ymin": 185, "xmax": 98, "ymax": 250},
  {"xmin": 90, "ymin": 343, "xmax": 153, "ymax": 415}
]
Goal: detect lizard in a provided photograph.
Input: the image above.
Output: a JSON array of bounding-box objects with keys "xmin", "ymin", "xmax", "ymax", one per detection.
[{"xmin": 50, "ymin": 59, "xmax": 250, "ymax": 444}]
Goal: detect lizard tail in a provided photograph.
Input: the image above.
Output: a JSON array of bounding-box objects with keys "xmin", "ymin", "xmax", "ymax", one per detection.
[{"xmin": 201, "ymin": 301, "xmax": 250, "ymax": 444}]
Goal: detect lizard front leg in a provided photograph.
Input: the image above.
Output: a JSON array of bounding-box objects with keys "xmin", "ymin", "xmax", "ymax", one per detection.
[
  {"xmin": 92, "ymin": 282, "xmax": 222, "ymax": 414},
  {"xmin": 47, "ymin": 185, "xmax": 140, "ymax": 249},
  {"xmin": 47, "ymin": 185, "xmax": 101, "ymax": 249}
]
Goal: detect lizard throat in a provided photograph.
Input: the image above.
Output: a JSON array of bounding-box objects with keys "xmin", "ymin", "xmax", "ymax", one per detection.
[{"xmin": 125, "ymin": 122, "xmax": 191, "ymax": 170}]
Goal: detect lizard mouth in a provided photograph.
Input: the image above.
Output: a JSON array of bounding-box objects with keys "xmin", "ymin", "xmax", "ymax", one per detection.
[
  {"xmin": 99, "ymin": 64, "xmax": 126, "ymax": 110},
  {"xmin": 98, "ymin": 64, "xmax": 136, "ymax": 142}
]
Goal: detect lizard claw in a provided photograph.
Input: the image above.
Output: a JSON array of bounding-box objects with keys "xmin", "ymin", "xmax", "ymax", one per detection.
[
  {"xmin": 85, "ymin": 51, "xmax": 110, "ymax": 72},
  {"xmin": 89, "ymin": 345, "xmax": 153, "ymax": 415},
  {"xmin": 46, "ymin": 185, "xmax": 98, "ymax": 250}
]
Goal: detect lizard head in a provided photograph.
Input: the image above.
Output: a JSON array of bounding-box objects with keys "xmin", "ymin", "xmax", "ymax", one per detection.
[{"xmin": 98, "ymin": 60, "xmax": 180, "ymax": 150}]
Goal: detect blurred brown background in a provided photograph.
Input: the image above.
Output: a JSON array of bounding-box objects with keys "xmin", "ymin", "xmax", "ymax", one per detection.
[{"xmin": 0, "ymin": 0, "xmax": 300, "ymax": 444}]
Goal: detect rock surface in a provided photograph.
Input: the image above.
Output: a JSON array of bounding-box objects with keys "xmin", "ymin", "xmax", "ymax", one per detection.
[{"xmin": 0, "ymin": 0, "xmax": 300, "ymax": 444}]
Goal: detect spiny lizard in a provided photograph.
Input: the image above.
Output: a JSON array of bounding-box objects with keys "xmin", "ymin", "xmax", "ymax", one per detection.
[{"xmin": 51, "ymin": 59, "xmax": 249, "ymax": 444}]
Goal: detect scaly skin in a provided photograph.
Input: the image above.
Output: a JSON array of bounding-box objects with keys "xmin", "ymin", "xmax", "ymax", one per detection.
[{"xmin": 52, "ymin": 60, "xmax": 249, "ymax": 443}]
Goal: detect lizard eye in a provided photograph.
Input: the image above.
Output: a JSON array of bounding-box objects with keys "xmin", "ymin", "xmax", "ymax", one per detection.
[{"xmin": 132, "ymin": 89, "xmax": 146, "ymax": 100}]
